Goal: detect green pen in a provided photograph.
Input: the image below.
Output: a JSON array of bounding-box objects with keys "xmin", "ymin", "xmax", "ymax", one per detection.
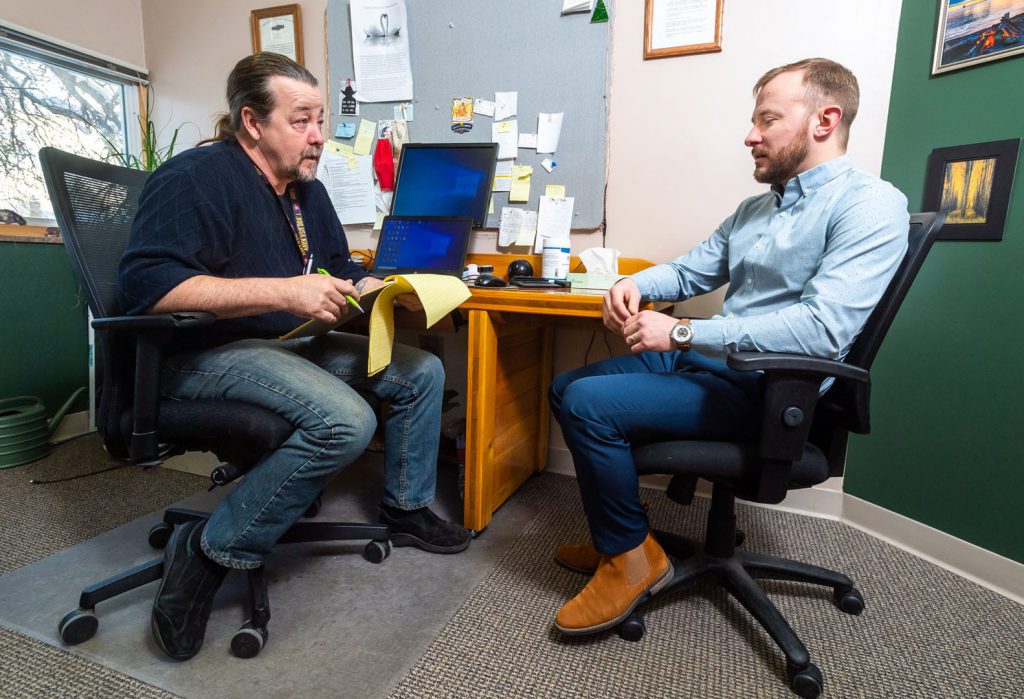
[{"xmin": 317, "ymin": 267, "xmax": 364, "ymax": 312}]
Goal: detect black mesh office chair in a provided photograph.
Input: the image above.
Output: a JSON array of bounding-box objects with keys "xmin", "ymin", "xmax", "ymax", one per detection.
[
  {"xmin": 624, "ymin": 212, "xmax": 944, "ymax": 698},
  {"xmin": 39, "ymin": 147, "xmax": 391, "ymax": 658}
]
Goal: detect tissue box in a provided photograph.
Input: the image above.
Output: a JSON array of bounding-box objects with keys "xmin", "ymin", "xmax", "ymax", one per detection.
[{"xmin": 566, "ymin": 272, "xmax": 624, "ymax": 291}]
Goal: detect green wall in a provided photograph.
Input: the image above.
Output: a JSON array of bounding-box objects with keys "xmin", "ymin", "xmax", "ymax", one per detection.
[
  {"xmin": 845, "ymin": 2, "xmax": 1023, "ymax": 562},
  {"xmin": 0, "ymin": 242, "xmax": 89, "ymax": 420}
]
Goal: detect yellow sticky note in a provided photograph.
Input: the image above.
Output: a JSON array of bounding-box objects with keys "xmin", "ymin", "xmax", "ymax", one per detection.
[
  {"xmin": 489, "ymin": 197, "xmax": 494, "ymax": 215},
  {"xmin": 544, "ymin": 184, "xmax": 566, "ymax": 198},
  {"xmin": 374, "ymin": 212, "xmax": 385, "ymax": 230},
  {"xmin": 326, "ymin": 140, "xmax": 354, "ymax": 156},
  {"xmin": 509, "ymin": 165, "xmax": 532, "ymax": 203},
  {"xmin": 354, "ymin": 119, "xmax": 376, "ymax": 156},
  {"xmin": 367, "ymin": 274, "xmax": 472, "ymax": 376}
]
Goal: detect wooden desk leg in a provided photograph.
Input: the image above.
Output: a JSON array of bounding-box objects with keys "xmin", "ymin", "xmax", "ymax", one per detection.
[
  {"xmin": 536, "ymin": 323, "xmax": 554, "ymax": 470},
  {"xmin": 465, "ymin": 309, "xmax": 497, "ymax": 531}
]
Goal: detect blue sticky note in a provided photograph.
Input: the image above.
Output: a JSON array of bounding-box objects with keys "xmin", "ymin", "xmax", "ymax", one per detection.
[{"xmin": 335, "ymin": 122, "xmax": 356, "ymax": 139}]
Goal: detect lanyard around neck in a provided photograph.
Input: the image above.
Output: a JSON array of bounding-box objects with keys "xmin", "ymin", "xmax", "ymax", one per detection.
[{"xmin": 286, "ymin": 185, "xmax": 309, "ymax": 262}]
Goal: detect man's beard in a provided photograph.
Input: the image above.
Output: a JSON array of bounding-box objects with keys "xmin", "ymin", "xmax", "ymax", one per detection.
[
  {"xmin": 753, "ymin": 135, "xmax": 810, "ymax": 186},
  {"xmin": 288, "ymin": 147, "xmax": 323, "ymax": 182}
]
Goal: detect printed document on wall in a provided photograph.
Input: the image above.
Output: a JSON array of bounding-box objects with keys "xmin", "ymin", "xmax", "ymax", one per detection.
[
  {"xmin": 317, "ymin": 150, "xmax": 376, "ymax": 224},
  {"xmin": 349, "ymin": 0, "xmax": 413, "ymax": 102}
]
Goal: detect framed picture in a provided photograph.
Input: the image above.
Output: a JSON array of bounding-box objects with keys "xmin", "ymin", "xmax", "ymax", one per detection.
[
  {"xmin": 250, "ymin": 4, "xmax": 304, "ymax": 65},
  {"xmin": 644, "ymin": 0, "xmax": 724, "ymax": 60},
  {"xmin": 922, "ymin": 138, "xmax": 1020, "ymax": 241},
  {"xmin": 933, "ymin": 1, "xmax": 1024, "ymax": 75}
]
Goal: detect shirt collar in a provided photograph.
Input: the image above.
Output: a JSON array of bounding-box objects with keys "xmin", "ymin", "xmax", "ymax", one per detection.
[{"xmin": 772, "ymin": 155, "xmax": 853, "ymax": 208}]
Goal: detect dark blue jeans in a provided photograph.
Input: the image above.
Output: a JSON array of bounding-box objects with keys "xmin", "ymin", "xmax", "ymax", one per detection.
[{"xmin": 550, "ymin": 350, "xmax": 762, "ymax": 555}]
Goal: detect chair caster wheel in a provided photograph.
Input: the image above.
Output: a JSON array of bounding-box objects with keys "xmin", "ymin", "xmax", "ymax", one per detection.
[
  {"xmin": 616, "ymin": 612, "xmax": 645, "ymax": 642},
  {"xmin": 59, "ymin": 609, "xmax": 98, "ymax": 645},
  {"xmin": 231, "ymin": 621, "xmax": 268, "ymax": 658},
  {"xmin": 788, "ymin": 662, "xmax": 823, "ymax": 699},
  {"xmin": 303, "ymin": 495, "xmax": 322, "ymax": 519},
  {"xmin": 148, "ymin": 522, "xmax": 174, "ymax": 549},
  {"xmin": 734, "ymin": 529, "xmax": 746, "ymax": 547},
  {"xmin": 364, "ymin": 540, "xmax": 391, "ymax": 563},
  {"xmin": 834, "ymin": 587, "xmax": 864, "ymax": 615}
]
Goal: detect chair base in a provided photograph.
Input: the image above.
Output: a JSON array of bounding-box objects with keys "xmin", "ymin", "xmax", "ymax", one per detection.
[
  {"xmin": 59, "ymin": 504, "xmax": 391, "ymax": 658},
  {"xmin": 620, "ymin": 486, "xmax": 862, "ymax": 699}
]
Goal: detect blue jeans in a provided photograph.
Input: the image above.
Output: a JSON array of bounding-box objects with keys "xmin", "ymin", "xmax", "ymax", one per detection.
[
  {"xmin": 550, "ymin": 350, "xmax": 762, "ymax": 556},
  {"xmin": 161, "ymin": 332, "xmax": 444, "ymax": 569}
]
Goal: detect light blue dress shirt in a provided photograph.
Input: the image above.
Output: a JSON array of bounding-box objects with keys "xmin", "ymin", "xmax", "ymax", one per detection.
[{"xmin": 630, "ymin": 155, "xmax": 909, "ymax": 360}]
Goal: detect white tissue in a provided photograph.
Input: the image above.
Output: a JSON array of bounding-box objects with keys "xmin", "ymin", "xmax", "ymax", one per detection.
[{"xmin": 579, "ymin": 247, "xmax": 620, "ymax": 274}]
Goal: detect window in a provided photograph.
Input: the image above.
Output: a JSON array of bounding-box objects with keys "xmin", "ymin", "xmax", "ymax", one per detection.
[{"xmin": 0, "ymin": 26, "xmax": 146, "ymax": 223}]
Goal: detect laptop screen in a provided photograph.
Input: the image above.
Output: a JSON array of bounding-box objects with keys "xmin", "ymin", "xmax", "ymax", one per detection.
[{"xmin": 373, "ymin": 216, "xmax": 474, "ymax": 277}]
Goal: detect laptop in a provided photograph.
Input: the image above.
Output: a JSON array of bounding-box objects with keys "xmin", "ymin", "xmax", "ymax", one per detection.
[{"xmin": 371, "ymin": 215, "xmax": 474, "ymax": 278}]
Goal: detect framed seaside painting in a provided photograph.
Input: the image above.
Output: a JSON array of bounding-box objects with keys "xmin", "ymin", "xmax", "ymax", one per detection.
[{"xmin": 933, "ymin": 0, "xmax": 1024, "ymax": 74}]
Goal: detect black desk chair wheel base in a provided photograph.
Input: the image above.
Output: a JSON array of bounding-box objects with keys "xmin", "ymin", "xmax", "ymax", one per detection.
[
  {"xmin": 41, "ymin": 146, "xmax": 393, "ymax": 659},
  {"xmin": 613, "ymin": 212, "xmax": 943, "ymax": 698}
]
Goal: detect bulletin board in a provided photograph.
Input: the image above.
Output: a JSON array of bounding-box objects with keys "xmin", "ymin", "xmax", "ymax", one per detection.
[{"xmin": 325, "ymin": 0, "xmax": 612, "ymax": 229}]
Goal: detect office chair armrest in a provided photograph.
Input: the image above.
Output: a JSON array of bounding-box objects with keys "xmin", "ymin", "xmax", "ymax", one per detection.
[
  {"xmin": 727, "ymin": 352, "xmax": 869, "ymax": 384},
  {"xmin": 91, "ymin": 311, "xmax": 216, "ymax": 331},
  {"xmin": 93, "ymin": 312, "xmax": 214, "ymax": 463}
]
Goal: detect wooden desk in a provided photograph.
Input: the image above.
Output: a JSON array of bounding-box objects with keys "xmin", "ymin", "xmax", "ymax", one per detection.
[{"xmin": 459, "ymin": 254, "xmax": 653, "ymax": 531}]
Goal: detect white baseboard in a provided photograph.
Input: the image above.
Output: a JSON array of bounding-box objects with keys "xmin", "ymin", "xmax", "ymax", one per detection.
[
  {"xmin": 49, "ymin": 410, "xmax": 92, "ymax": 444},
  {"xmin": 545, "ymin": 446, "xmax": 1023, "ymax": 603}
]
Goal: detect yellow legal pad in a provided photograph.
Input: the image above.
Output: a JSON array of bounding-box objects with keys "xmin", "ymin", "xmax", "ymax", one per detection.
[
  {"xmin": 280, "ymin": 274, "xmax": 471, "ymax": 376},
  {"xmin": 367, "ymin": 274, "xmax": 471, "ymax": 376}
]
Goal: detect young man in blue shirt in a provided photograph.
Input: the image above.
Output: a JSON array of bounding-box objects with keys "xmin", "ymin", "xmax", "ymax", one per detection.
[
  {"xmin": 550, "ymin": 58, "xmax": 909, "ymax": 635},
  {"xmin": 119, "ymin": 53, "xmax": 470, "ymax": 660}
]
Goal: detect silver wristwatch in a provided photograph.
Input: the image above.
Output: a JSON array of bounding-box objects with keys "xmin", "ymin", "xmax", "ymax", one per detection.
[{"xmin": 670, "ymin": 319, "xmax": 694, "ymax": 350}]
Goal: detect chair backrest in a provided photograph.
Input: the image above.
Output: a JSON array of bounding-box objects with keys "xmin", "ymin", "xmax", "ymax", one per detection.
[
  {"xmin": 38, "ymin": 147, "xmax": 150, "ymax": 319},
  {"xmin": 811, "ymin": 212, "xmax": 944, "ymax": 464}
]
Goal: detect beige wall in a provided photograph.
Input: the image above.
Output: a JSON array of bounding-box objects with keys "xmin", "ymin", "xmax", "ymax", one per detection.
[{"xmin": 0, "ymin": 0, "xmax": 145, "ymax": 67}]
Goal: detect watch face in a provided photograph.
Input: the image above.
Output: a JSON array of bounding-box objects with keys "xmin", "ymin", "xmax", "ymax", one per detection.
[{"xmin": 671, "ymin": 322, "xmax": 693, "ymax": 345}]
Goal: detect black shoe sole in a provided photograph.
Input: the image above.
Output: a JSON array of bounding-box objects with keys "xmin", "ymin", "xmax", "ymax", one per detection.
[{"xmin": 390, "ymin": 532, "xmax": 471, "ymax": 554}]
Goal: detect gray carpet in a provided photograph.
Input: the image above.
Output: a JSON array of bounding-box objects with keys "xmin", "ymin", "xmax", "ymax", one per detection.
[
  {"xmin": 389, "ymin": 474, "xmax": 1024, "ymax": 698},
  {"xmin": 3, "ymin": 436, "xmax": 1023, "ymax": 698}
]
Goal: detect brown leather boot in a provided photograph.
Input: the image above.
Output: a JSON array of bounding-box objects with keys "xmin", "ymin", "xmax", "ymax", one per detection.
[
  {"xmin": 555, "ymin": 532, "xmax": 673, "ymax": 635},
  {"xmin": 554, "ymin": 542, "xmax": 602, "ymax": 575}
]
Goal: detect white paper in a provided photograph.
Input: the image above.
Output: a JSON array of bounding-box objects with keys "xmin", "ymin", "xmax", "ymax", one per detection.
[
  {"xmin": 316, "ymin": 150, "xmax": 376, "ymax": 224},
  {"xmin": 561, "ymin": 0, "xmax": 595, "ymax": 14},
  {"xmin": 518, "ymin": 132, "xmax": 537, "ymax": 149},
  {"xmin": 540, "ymin": 157, "xmax": 557, "ymax": 173},
  {"xmin": 492, "ymin": 160, "xmax": 513, "ymax": 192},
  {"xmin": 349, "ymin": 0, "xmax": 414, "ymax": 102},
  {"xmin": 473, "ymin": 98, "xmax": 495, "ymax": 117},
  {"xmin": 492, "ymin": 120, "xmax": 518, "ymax": 160},
  {"xmin": 535, "ymin": 196, "xmax": 574, "ymax": 252},
  {"xmin": 649, "ymin": 0, "xmax": 716, "ymax": 51},
  {"xmin": 537, "ymin": 112, "xmax": 563, "ymax": 154},
  {"xmin": 494, "ymin": 91, "xmax": 518, "ymax": 121},
  {"xmin": 498, "ymin": 207, "xmax": 538, "ymax": 247}
]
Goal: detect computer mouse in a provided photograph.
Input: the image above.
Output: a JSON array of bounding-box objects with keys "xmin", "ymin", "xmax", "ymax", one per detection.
[{"xmin": 474, "ymin": 273, "xmax": 508, "ymax": 288}]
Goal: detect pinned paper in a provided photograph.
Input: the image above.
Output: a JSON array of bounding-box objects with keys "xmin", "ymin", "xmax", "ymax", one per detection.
[
  {"xmin": 393, "ymin": 103, "xmax": 414, "ymax": 121},
  {"xmin": 335, "ymin": 122, "xmax": 356, "ymax": 139},
  {"xmin": 545, "ymin": 184, "xmax": 566, "ymax": 198},
  {"xmin": 535, "ymin": 195, "xmax": 575, "ymax": 253},
  {"xmin": 518, "ymin": 133, "xmax": 537, "ymax": 149},
  {"xmin": 373, "ymin": 212, "xmax": 385, "ymax": 231},
  {"xmin": 509, "ymin": 165, "xmax": 533, "ymax": 203},
  {"xmin": 537, "ymin": 112, "xmax": 564, "ymax": 154},
  {"xmin": 494, "ymin": 91, "xmax": 518, "ymax": 121},
  {"xmin": 326, "ymin": 140, "xmax": 355, "ymax": 156},
  {"xmin": 492, "ymin": 120, "xmax": 518, "ymax": 160},
  {"xmin": 541, "ymin": 157, "xmax": 557, "ymax": 173},
  {"xmin": 499, "ymin": 207, "xmax": 538, "ymax": 247},
  {"xmin": 474, "ymin": 98, "xmax": 495, "ymax": 117},
  {"xmin": 492, "ymin": 160, "xmax": 513, "ymax": 192},
  {"xmin": 354, "ymin": 119, "xmax": 376, "ymax": 156},
  {"xmin": 340, "ymin": 80, "xmax": 358, "ymax": 116},
  {"xmin": 489, "ymin": 196, "xmax": 494, "ymax": 215}
]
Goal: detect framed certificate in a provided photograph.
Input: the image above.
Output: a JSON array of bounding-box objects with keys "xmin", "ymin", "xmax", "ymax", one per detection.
[
  {"xmin": 644, "ymin": 0, "xmax": 724, "ymax": 60},
  {"xmin": 250, "ymin": 4, "xmax": 304, "ymax": 65}
]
